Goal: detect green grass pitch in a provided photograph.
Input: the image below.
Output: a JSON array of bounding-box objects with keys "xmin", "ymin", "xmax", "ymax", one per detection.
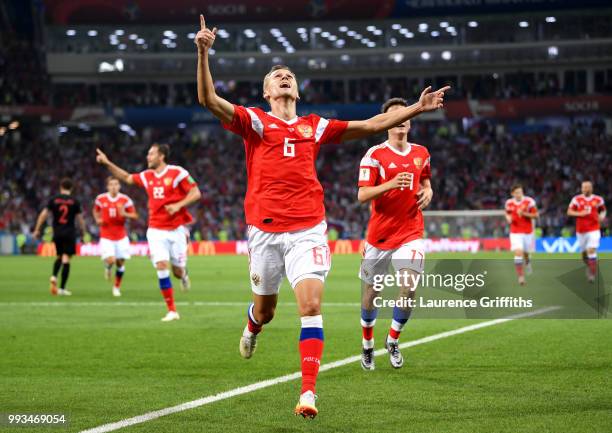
[{"xmin": 1, "ymin": 253, "xmax": 611, "ymax": 433}]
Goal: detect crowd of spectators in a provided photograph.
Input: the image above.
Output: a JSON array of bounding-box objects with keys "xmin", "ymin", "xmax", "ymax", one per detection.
[
  {"xmin": 41, "ymin": 70, "xmax": 609, "ymax": 109},
  {"xmin": 1, "ymin": 119, "xmax": 609, "ymax": 241},
  {"xmin": 0, "ymin": 34, "xmax": 49, "ymax": 106}
]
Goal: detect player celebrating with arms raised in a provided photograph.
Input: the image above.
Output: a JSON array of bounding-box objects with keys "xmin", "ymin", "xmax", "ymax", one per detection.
[
  {"xmin": 195, "ymin": 15, "xmax": 448, "ymax": 417},
  {"xmin": 96, "ymin": 144, "xmax": 201, "ymax": 321},
  {"xmin": 505, "ymin": 184, "xmax": 539, "ymax": 285},
  {"xmin": 357, "ymin": 98, "xmax": 433, "ymax": 371},
  {"xmin": 93, "ymin": 176, "xmax": 139, "ymax": 297},
  {"xmin": 567, "ymin": 180, "xmax": 606, "ymax": 283}
]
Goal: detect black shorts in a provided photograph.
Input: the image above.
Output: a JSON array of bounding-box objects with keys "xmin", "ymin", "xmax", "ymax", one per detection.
[{"xmin": 53, "ymin": 235, "xmax": 76, "ymax": 256}]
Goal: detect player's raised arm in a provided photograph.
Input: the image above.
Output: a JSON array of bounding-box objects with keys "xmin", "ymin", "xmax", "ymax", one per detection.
[
  {"xmin": 341, "ymin": 86, "xmax": 450, "ymax": 142},
  {"xmin": 195, "ymin": 14, "xmax": 234, "ymax": 124},
  {"xmin": 96, "ymin": 148, "xmax": 133, "ymax": 185}
]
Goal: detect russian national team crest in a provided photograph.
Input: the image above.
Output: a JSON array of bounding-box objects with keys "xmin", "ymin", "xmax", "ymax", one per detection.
[
  {"xmin": 164, "ymin": 177, "xmax": 172, "ymax": 186},
  {"xmin": 297, "ymin": 124, "xmax": 314, "ymax": 138},
  {"xmin": 413, "ymin": 157, "xmax": 423, "ymax": 168}
]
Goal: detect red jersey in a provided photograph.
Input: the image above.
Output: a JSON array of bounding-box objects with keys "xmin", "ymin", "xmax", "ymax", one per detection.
[
  {"xmin": 94, "ymin": 192, "xmax": 135, "ymax": 240},
  {"xmin": 130, "ymin": 165, "xmax": 197, "ymax": 230},
  {"xmin": 569, "ymin": 194, "xmax": 606, "ymax": 233},
  {"xmin": 358, "ymin": 141, "xmax": 431, "ymax": 250},
  {"xmin": 222, "ymin": 105, "xmax": 348, "ymax": 232},
  {"xmin": 505, "ymin": 196, "xmax": 537, "ymax": 234}
]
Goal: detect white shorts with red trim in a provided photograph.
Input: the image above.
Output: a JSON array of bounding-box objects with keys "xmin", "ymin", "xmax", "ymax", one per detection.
[
  {"xmin": 359, "ymin": 238, "xmax": 425, "ymax": 288},
  {"xmin": 146, "ymin": 225, "xmax": 189, "ymax": 268},
  {"xmin": 99, "ymin": 236, "xmax": 131, "ymax": 260},
  {"xmin": 577, "ymin": 230, "xmax": 601, "ymax": 251},
  {"xmin": 509, "ymin": 232, "xmax": 535, "ymax": 253},
  {"xmin": 247, "ymin": 220, "xmax": 330, "ymax": 296}
]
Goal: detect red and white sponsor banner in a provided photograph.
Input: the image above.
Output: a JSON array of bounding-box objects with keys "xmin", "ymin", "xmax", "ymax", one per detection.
[{"xmin": 37, "ymin": 238, "xmax": 510, "ymax": 257}]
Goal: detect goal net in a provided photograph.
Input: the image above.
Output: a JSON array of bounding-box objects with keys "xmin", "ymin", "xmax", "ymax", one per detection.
[{"xmin": 422, "ymin": 210, "xmax": 508, "ymax": 238}]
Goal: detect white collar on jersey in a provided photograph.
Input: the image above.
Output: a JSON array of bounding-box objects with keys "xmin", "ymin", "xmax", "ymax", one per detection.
[
  {"xmin": 105, "ymin": 193, "xmax": 122, "ymax": 202},
  {"xmin": 384, "ymin": 140, "xmax": 412, "ymax": 156},
  {"xmin": 152, "ymin": 165, "xmax": 170, "ymax": 178},
  {"xmin": 266, "ymin": 111, "xmax": 299, "ymax": 125}
]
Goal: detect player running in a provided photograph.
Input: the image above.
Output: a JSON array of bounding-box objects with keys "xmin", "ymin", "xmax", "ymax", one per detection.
[
  {"xmin": 95, "ymin": 144, "xmax": 201, "ymax": 321},
  {"xmin": 33, "ymin": 177, "xmax": 86, "ymax": 296},
  {"xmin": 505, "ymin": 184, "xmax": 539, "ymax": 285},
  {"xmin": 357, "ymin": 98, "xmax": 433, "ymax": 371},
  {"xmin": 567, "ymin": 180, "xmax": 606, "ymax": 283},
  {"xmin": 93, "ymin": 176, "xmax": 139, "ymax": 297},
  {"xmin": 195, "ymin": 15, "xmax": 449, "ymax": 418}
]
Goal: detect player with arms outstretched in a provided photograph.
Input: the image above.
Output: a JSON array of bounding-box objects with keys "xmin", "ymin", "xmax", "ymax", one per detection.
[
  {"xmin": 357, "ymin": 98, "xmax": 433, "ymax": 371},
  {"xmin": 567, "ymin": 180, "xmax": 606, "ymax": 283},
  {"xmin": 96, "ymin": 144, "xmax": 201, "ymax": 320},
  {"xmin": 195, "ymin": 15, "xmax": 449, "ymax": 417},
  {"xmin": 33, "ymin": 177, "xmax": 86, "ymax": 296},
  {"xmin": 93, "ymin": 176, "xmax": 139, "ymax": 297},
  {"xmin": 505, "ymin": 184, "xmax": 539, "ymax": 285}
]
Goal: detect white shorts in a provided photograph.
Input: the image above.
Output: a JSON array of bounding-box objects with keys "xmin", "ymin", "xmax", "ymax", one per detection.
[
  {"xmin": 577, "ymin": 230, "xmax": 601, "ymax": 251},
  {"xmin": 100, "ymin": 236, "xmax": 131, "ymax": 260},
  {"xmin": 146, "ymin": 226, "xmax": 189, "ymax": 268},
  {"xmin": 359, "ymin": 239, "xmax": 425, "ymax": 288},
  {"xmin": 247, "ymin": 220, "xmax": 331, "ymax": 296},
  {"xmin": 509, "ymin": 233, "xmax": 535, "ymax": 253}
]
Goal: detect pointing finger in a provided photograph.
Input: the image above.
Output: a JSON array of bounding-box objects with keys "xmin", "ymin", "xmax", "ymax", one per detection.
[{"xmin": 200, "ymin": 14, "xmax": 206, "ymax": 30}]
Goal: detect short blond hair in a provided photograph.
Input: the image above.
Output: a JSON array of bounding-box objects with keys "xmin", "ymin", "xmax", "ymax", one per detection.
[{"xmin": 263, "ymin": 64, "xmax": 296, "ymax": 94}]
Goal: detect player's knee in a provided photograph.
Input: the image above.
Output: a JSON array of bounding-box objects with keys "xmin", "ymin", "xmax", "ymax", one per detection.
[
  {"xmin": 62, "ymin": 254, "xmax": 70, "ymax": 263},
  {"xmin": 155, "ymin": 261, "xmax": 169, "ymax": 270},
  {"xmin": 116, "ymin": 259, "xmax": 124, "ymax": 267},
  {"xmin": 171, "ymin": 266, "xmax": 184, "ymax": 278},
  {"xmin": 299, "ymin": 299, "xmax": 321, "ymax": 317}
]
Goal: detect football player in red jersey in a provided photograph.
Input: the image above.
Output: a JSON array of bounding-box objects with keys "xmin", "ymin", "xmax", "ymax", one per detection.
[
  {"xmin": 93, "ymin": 176, "xmax": 138, "ymax": 297},
  {"xmin": 567, "ymin": 180, "xmax": 606, "ymax": 282},
  {"xmin": 196, "ymin": 16, "xmax": 449, "ymax": 418},
  {"xmin": 96, "ymin": 144, "xmax": 201, "ymax": 321},
  {"xmin": 357, "ymin": 98, "xmax": 433, "ymax": 371},
  {"xmin": 505, "ymin": 184, "xmax": 539, "ymax": 285}
]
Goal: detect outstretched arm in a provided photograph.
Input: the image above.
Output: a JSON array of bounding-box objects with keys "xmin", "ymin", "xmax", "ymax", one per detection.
[
  {"xmin": 96, "ymin": 148, "xmax": 133, "ymax": 185},
  {"xmin": 195, "ymin": 14, "xmax": 234, "ymax": 124},
  {"xmin": 341, "ymin": 86, "xmax": 450, "ymax": 142}
]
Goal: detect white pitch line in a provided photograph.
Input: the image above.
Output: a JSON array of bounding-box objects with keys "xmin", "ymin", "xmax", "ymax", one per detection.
[
  {"xmin": 0, "ymin": 301, "xmax": 360, "ymax": 307},
  {"xmin": 79, "ymin": 305, "xmax": 560, "ymax": 433}
]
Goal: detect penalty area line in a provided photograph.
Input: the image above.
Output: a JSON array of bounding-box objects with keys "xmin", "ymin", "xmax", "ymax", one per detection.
[{"xmin": 79, "ymin": 305, "xmax": 560, "ymax": 433}]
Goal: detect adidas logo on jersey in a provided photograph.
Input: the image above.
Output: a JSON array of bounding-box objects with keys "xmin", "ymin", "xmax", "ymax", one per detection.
[
  {"xmin": 269, "ymin": 123, "xmax": 279, "ymax": 129},
  {"xmin": 389, "ymin": 162, "xmax": 397, "ymax": 168}
]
